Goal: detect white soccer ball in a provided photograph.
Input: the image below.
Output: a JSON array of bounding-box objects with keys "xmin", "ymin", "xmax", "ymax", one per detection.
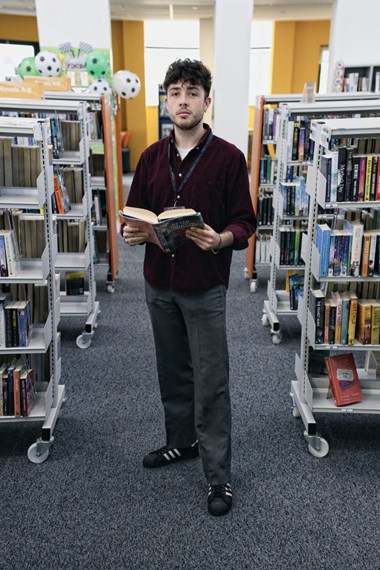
[
  {"xmin": 87, "ymin": 78, "xmax": 112, "ymax": 94},
  {"xmin": 35, "ymin": 51, "xmax": 61, "ymax": 77},
  {"xmin": 112, "ymin": 70, "xmax": 141, "ymax": 99}
]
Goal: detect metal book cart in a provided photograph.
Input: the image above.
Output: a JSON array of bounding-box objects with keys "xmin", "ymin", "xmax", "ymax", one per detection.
[
  {"xmin": 291, "ymin": 116, "xmax": 380, "ymax": 457},
  {"xmin": 262, "ymin": 98, "xmax": 380, "ymax": 344},
  {"xmin": 0, "ymin": 116, "xmax": 64, "ymax": 463}
]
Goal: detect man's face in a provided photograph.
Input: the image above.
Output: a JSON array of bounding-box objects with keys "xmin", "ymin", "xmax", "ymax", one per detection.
[{"xmin": 165, "ymin": 81, "xmax": 211, "ymax": 131}]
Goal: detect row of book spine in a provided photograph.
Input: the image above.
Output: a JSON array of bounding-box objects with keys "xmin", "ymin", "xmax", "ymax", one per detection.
[
  {"xmin": 316, "ymin": 219, "xmax": 380, "ymax": 278},
  {"xmin": 311, "ymin": 288, "xmax": 380, "ymax": 346},
  {"xmin": 0, "ymin": 358, "xmax": 35, "ymax": 417},
  {"xmin": 257, "ymin": 195, "xmax": 274, "ymax": 226},
  {"xmin": 320, "ymin": 146, "xmax": 380, "ymax": 203},
  {"xmin": 255, "ymin": 234, "xmax": 271, "ymax": 264},
  {"xmin": 279, "ymin": 225, "xmax": 307, "ymax": 266},
  {"xmin": 280, "ymin": 180, "xmax": 309, "ymax": 217}
]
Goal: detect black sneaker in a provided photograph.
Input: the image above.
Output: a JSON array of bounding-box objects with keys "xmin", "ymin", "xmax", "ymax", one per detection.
[
  {"xmin": 207, "ymin": 483, "xmax": 233, "ymax": 516},
  {"xmin": 143, "ymin": 441, "xmax": 199, "ymax": 468}
]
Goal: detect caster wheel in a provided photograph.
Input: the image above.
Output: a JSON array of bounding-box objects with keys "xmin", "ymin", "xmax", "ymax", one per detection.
[
  {"xmin": 106, "ymin": 283, "xmax": 115, "ymax": 293},
  {"xmin": 250, "ymin": 281, "xmax": 257, "ymax": 293},
  {"xmin": 292, "ymin": 406, "xmax": 301, "ymax": 418},
  {"xmin": 28, "ymin": 443, "xmax": 49, "ymax": 464},
  {"xmin": 261, "ymin": 314, "xmax": 269, "ymax": 327},
  {"xmin": 308, "ymin": 438, "xmax": 329, "ymax": 458},
  {"xmin": 272, "ymin": 332, "xmax": 282, "ymax": 344},
  {"xmin": 76, "ymin": 334, "xmax": 91, "ymax": 349}
]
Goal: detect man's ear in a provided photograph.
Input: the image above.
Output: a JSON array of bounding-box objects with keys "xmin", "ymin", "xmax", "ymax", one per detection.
[{"xmin": 204, "ymin": 97, "xmax": 212, "ymax": 112}]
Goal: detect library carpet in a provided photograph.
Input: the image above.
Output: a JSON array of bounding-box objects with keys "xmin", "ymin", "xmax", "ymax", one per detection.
[{"xmin": 1, "ymin": 192, "xmax": 380, "ymax": 568}]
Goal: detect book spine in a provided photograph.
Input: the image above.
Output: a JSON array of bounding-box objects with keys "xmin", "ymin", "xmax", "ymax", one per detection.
[
  {"xmin": 348, "ymin": 295, "xmax": 358, "ymax": 346},
  {"xmin": 358, "ymin": 156, "xmax": 366, "ymax": 201},
  {"xmin": 365, "ymin": 155, "xmax": 373, "ymax": 201}
]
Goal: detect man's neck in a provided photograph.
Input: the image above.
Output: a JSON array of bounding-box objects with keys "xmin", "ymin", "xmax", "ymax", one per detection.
[{"xmin": 174, "ymin": 123, "xmax": 206, "ymax": 149}]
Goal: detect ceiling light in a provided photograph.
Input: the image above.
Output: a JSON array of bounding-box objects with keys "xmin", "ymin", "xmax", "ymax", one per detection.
[{"xmin": 169, "ymin": 4, "xmax": 174, "ymax": 19}]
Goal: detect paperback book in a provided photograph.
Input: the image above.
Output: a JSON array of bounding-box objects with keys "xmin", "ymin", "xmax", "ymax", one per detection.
[{"xmin": 325, "ymin": 352, "xmax": 363, "ymax": 406}]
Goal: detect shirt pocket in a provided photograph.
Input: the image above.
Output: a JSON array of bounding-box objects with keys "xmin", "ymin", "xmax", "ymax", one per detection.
[{"xmin": 185, "ymin": 173, "xmax": 225, "ymax": 220}]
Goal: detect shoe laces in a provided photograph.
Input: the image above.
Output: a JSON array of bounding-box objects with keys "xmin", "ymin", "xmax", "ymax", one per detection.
[{"xmin": 209, "ymin": 484, "xmax": 229, "ymax": 499}]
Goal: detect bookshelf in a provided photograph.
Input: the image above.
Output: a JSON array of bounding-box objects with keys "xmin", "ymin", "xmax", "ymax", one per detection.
[
  {"xmin": 0, "ymin": 98, "xmax": 100, "ymax": 349},
  {"xmin": 261, "ymin": 98, "xmax": 380, "ymax": 344},
  {"xmin": 291, "ymin": 116, "xmax": 380, "ymax": 457},
  {"xmin": 0, "ymin": 116, "xmax": 64, "ymax": 463},
  {"xmin": 45, "ymin": 91, "xmax": 119, "ymax": 294},
  {"xmin": 340, "ymin": 65, "xmax": 380, "ymax": 93},
  {"xmin": 246, "ymin": 92, "xmax": 380, "ymax": 294}
]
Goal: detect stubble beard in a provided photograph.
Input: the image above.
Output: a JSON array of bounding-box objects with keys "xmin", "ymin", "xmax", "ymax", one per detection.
[{"xmin": 172, "ymin": 114, "xmax": 204, "ymax": 132}]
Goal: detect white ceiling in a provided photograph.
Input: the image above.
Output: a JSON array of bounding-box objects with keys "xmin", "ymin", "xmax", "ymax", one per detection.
[{"xmin": 0, "ymin": 0, "xmax": 333, "ymax": 21}]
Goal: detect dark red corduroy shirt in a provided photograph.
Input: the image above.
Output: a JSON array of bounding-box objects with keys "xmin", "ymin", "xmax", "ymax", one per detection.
[{"xmin": 126, "ymin": 124, "xmax": 257, "ymax": 293}]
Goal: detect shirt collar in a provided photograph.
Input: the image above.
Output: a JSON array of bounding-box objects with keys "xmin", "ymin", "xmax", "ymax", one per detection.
[{"xmin": 169, "ymin": 123, "xmax": 212, "ymax": 151}]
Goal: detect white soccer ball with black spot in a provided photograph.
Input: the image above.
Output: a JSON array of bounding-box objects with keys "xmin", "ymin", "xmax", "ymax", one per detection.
[
  {"xmin": 35, "ymin": 50, "xmax": 61, "ymax": 77},
  {"xmin": 87, "ymin": 78, "xmax": 112, "ymax": 94},
  {"xmin": 112, "ymin": 70, "xmax": 141, "ymax": 99}
]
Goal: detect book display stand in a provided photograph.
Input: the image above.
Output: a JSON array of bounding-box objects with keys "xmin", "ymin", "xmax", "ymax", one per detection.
[
  {"xmin": 247, "ymin": 92, "xmax": 380, "ymax": 294},
  {"xmin": 0, "ymin": 116, "xmax": 64, "ymax": 463},
  {"xmin": 261, "ymin": 98, "xmax": 380, "ymax": 344},
  {"xmin": 0, "ymin": 98, "xmax": 100, "ymax": 349},
  {"xmin": 291, "ymin": 116, "xmax": 380, "ymax": 457},
  {"xmin": 45, "ymin": 91, "xmax": 119, "ymax": 294}
]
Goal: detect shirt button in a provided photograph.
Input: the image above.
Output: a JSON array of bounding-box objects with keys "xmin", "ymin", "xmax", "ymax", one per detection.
[
  {"xmin": 172, "ymin": 254, "xmax": 175, "ymax": 258},
  {"xmin": 179, "ymin": 173, "xmax": 182, "ymax": 177}
]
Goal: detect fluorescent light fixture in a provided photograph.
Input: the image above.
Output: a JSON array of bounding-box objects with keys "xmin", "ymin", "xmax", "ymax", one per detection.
[{"xmin": 169, "ymin": 4, "xmax": 174, "ymax": 19}]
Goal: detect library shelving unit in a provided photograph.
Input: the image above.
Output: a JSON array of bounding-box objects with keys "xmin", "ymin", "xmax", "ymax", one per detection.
[
  {"xmin": 45, "ymin": 90, "xmax": 119, "ymax": 294},
  {"xmin": 247, "ymin": 92, "xmax": 380, "ymax": 294},
  {"xmin": 291, "ymin": 116, "xmax": 380, "ymax": 457},
  {"xmin": 262, "ymin": 98, "xmax": 380, "ymax": 344},
  {"xmin": 0, "ymin": 116, "xmax": 64, "ymax": 463},
  {"xmin": 0, "ymin": 97, "xmax": 100, "ymax": 348},
  {"xmin": 341, "ymin": 64, "xmax": 380, "ymax": 93}
]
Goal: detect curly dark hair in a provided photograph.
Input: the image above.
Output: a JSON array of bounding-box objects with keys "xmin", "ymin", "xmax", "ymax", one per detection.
[{"xmin": 163, "ymin": 59, "xmax": 212, "ymax": 98}]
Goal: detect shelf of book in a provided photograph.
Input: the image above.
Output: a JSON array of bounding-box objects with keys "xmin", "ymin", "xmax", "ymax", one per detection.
[
  {"xmin": 291, "ymin": 115, "xmax": 380, "ymax": 457},
  {"xmin": 0, "ymin": 116, "xmax": 64, "ymax": 462},
  {"xmin": 45, "ymin": 91, "xmax": 119, "ymax": 294},
  {"xmin": 262, "ymin": 98, "xmax": 380, "ymax": 344},
  {"xmin": 246, "ymin": 92, "xmax": 380, "ymax": 293}
]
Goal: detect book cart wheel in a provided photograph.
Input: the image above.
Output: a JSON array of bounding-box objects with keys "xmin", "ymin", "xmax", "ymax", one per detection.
[
  {"xmin": 76, "ymin": 333, "xmax": 92, "ymax": 349},
  {"xmin": 271, "ymin": 331, "xmax": 282, "ymax": 344},
  {"xmin": 261, "ymin": 313, "xmax": 269, "ymax": 327},
  {"xmin": 250, "ymin": 280, "xmax": 257, "ymax": 293},
  {"xmin": 27, "ymin": 437, "xmax": 53, "ymax": 464},
  {"xmin": 292, "ymin": 405, "xmax": 301, "ymax": 418},
  {"xmin": 304, "ymin": 431, "xmax": 329, "ymax": 458}
]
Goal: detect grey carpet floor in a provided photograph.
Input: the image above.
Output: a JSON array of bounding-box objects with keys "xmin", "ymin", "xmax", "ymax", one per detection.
[{"xmin": 1, "ymin": 210, "xmax": 380, "ymax": 569}]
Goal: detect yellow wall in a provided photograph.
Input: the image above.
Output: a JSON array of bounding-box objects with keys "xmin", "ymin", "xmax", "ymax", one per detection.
[
  {"xmin": 0, "ymin": 15, "xmax": 38, "ymax": 41},
  {"xmin": 118, "ymin": 20, "xmax": 147, "ymax": 171},
  {"xmin": 271, "ymin": 20, "xmax": 330, "ymax": 93}
]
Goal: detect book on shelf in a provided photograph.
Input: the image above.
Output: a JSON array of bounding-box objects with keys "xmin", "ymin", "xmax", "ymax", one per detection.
[
  {"xmin": 0, "ymin": 229, "xmax": 21, "ymax": 276},
  {"xmin": 65, "ymin": 271, "xmax": 85, "ymax": 296},
  {"xmin": 315, "ymin": 223, "xmax": 331, "ymax": 276},
  {"xmin": 343, "ymin": 218, "xmax": 363, "ymax": 277},
  {"xmin": 325, "ymin": 352, "xmax": 363, "ymax": 407},
  {"xmin": 119, "ymin": 206, "xmax": 205, "ymax": 253},
  {"xmin": 356, "ymin": 299, "xmax": 373, "ymax": 345},
  {"xmin": 310, "ymin": 288, "xmax": 325, "ymax": 344}
]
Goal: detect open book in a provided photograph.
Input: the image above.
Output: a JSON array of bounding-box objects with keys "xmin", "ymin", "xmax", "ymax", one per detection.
[{"xmin": 119, "ymin": 206, "xmax": 205, "ymax": 253}]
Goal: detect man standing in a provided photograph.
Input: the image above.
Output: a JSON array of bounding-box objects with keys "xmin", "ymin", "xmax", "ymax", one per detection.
[{"xmin": 122, "ymin": 59, "xmax": 256, "ymax": 516}]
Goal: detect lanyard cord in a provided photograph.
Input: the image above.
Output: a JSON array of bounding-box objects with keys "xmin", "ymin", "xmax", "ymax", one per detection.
[{"xmin": 168, "ymin": 130, "xmax": 213, "ymax": 205}]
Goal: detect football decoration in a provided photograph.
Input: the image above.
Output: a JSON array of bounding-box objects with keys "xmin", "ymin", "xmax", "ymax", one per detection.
[
  {"xmin": 85, "ymin": 50, "xmax": 108, "ymax": 78},
  {"xmin": 112, "ymin": 70, "xmax": 141, "ymax": 99},
  {"xmin": 35, "ymin": 50, "xmax": 62, "ymax": 77},
  {"xmin": 87, "ymin": 78, "xmax": 112, "ymax": 94},
  {"xmin": 18, "ymin": 56, "xmax": 39, "ymax": 79}
]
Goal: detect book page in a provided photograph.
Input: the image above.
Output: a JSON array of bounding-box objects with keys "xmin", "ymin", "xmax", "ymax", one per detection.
[{"xmin": 121, "ymin": 206, "xmax": 158, "ymax": 224}]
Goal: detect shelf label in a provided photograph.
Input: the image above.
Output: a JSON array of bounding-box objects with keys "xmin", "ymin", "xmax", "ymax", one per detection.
[{"xmin": 0, "ymin": 80, "xmax": 44, "ymax": 99}]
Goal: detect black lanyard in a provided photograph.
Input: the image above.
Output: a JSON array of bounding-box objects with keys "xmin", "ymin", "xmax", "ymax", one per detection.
[{"xmin": 168, "ymin": 130, "xmax": 213, "ymax": 206}]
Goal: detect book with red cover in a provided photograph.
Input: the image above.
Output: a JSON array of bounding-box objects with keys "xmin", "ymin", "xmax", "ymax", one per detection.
[{"xmin": 325, "ymin": 352, "xmax": 363, "ymax": 406}]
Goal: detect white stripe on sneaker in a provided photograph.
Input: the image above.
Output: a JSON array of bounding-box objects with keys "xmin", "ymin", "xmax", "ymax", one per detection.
[
  {"xmin": 174, "ymin": 448, "xmax": 181, "ymax": 457},
  {"xmin": 168, "ymin": 450, "xmax": 176, "ymax": 459}
]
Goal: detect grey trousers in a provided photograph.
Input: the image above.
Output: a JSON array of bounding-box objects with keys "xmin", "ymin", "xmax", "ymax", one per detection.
[{"xmin": 145, "ymin": 282, "xmax": 231, "ymax": 485}]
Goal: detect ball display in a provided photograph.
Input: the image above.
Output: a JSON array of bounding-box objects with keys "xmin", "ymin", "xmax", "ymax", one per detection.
[
  {"xmin": 112, "ymin": 70, "xmax": 141, "ymax": 99},
  {"xmin": 35, "ymin": 50, "xmax": 61, "ymax": 77},
  {"xmin": 87, "ymin": 78, "xmax": 112, "ymax": 94},
  {"xmin": 18, "ymin": 56, "xmax": 39, "ymax": 79},
  {"xmin": 85, "ymin": 51, "xmax": 108, "ymax": 78}
]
